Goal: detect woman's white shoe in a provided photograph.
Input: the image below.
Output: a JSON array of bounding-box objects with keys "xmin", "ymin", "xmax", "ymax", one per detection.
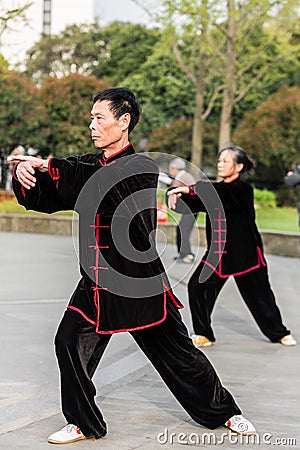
[{"xmin": 280, "ymin": 334, "xmax": 297, "ymax": 346}]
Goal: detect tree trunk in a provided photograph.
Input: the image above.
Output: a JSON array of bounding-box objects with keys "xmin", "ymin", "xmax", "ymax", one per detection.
[
  {"xmin": 191, "ymin": 88, "xmax": 204, "ymax": 168},
  {"xmin": 219, "ymin": 87, "xmax": 234, "ymax": 149},
  {"xmin": 219, "ymin": 0, "xmax": 236, "ymax": 149}
]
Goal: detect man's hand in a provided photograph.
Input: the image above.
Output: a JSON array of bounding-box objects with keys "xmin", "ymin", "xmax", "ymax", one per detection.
[
  {"xmin": 167, "ymin": 186, "xmax": 189, "ymax": 210},
  {"xmin": 7, "ymin": 155, "xmax": 49, "ymax": 190}
]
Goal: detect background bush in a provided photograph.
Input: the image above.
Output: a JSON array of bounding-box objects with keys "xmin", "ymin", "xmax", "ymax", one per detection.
[{"xmin": 254, "ymin": 188, "xmax": 277, "ymax": 208}]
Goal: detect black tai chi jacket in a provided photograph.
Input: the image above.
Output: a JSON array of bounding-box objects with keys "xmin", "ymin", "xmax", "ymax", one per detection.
[
  {"xmin": 173, "ymin": 177, "xmax": 267, "ymax": 278},
  {"xmin": 13, "ymin": 144, "xmax": 183, "ymax": 333}
]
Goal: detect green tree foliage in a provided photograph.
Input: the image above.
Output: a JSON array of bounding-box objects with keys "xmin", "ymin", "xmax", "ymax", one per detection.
[
  {"xmin": 223, "ymin": 1, "xmax": 300, "ymax": 138},
  {"xmin": 134, "ymin": 0, "xmax": 300, "ymax": 166},
  {"xmin": 3, "ymin": 2, "xmax": 299, "ymax": 183},
  {"xmin": 0, "ymin": 69, "xmax": 47, "ymax": 153},
  {"xmin": 25, "ymin": 22, "xmax": 161, "ymax": 86},
  {"xmin": 0, "ymin": 51, "xmax": 8, "ymax": 69},
  {"xmin": 157, "ymin": 0, "xmax": 223, "ymax": 167},
  {"xmin": 147, "ymin": 118, "xmax": 193, "ymax": 159},
  {"xmin": 147, "ymin": 117, "xmax": 218, "ymax": 167},
  {"xmin": 123, "ymin": 45, "xmax": 195, "ymax": 136},
  {"xmin": 92, "ymin": 21, "xmax": 161, "ymax": 85},
  {"xmin": 25, "ymin": 24, "xmax": 101, "ymax": 83},
  {"xmin": 233, "ymin": 85, "xmax": 300, "ymax": 180},
  {"xmin": 39, "ymin": 73, "xmax": 111, "ymax": 158}
]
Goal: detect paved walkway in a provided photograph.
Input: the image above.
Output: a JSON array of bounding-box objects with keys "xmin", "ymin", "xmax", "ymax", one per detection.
[{"xmin": 0, "ymin": 232, "xmax": 299, "ymax": 449}]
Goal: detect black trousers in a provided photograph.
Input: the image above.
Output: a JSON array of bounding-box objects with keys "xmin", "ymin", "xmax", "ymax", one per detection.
[
  {"xmin": 188, "ymin": 262, "xmax": 290, "ymax": 342},
  {"xmin": 54, "ymin": 301, "xmax": 241, "ymax": 439},
  {"xmin": 176, "ymin": 213, "xmax": 198, "ymax": 257}
]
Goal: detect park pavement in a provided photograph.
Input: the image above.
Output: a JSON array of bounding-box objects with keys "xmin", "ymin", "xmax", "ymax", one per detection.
[{"xmin": 0, "ymin": 231, "xmax": 299, "ymax": 449}]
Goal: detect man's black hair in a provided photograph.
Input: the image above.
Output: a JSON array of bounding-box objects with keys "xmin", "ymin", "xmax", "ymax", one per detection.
[{"xmin": 93, "ymin": 87, "xmax": 141, "ymax": 133}]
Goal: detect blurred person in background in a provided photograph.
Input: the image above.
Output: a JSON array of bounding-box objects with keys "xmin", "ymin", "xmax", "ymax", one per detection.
[
  {"xmin": 284, "ymin": 163, "xmax": 300, "ymax": 227},
  {"xmin": 5, "ymin": 145, "xmax": 25, "ymax": 190},
  {"xmin": 159, "ymin": 157, "xmax": 198, "ymax": 263}
]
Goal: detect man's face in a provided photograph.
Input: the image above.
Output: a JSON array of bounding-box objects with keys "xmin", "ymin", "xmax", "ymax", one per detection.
[{"xmin": 90, "ymin": 100, "xmax": 127, "ymax": 150}]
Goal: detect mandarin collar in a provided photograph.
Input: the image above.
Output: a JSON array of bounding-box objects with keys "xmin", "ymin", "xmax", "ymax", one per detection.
[{"xmin": 99, "ymin": 143, "xmax": 135, "ymax": 166}]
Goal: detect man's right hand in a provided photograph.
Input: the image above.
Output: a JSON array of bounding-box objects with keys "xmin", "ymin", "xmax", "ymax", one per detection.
[{"xmin": 7, "ymin": 155, "xmax": 48, "ymax": 190}]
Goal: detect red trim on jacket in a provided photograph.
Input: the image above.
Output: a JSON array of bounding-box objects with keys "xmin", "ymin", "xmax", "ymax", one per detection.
[
  {"xmin": 163, "ymin": 283, "xmax": 184, "ymax": 309},
  {"xmin": 98, "ymin": 289, "xmax": 168, "ymax": 334},
  {"xmin": 67, "ymin": 306, "xmax": 97, "ymax": 326},
  {"xmin": 90, "ymin": 213, "xmax": 107, "ymax": 318},
  {"xmin": 66, "ymin": 284, "xmax": 180, "ymax": 334},
  {"xmin": 13, "ymin": 163, "xmax": 26, "ymax": 198},
  {"xmin": 189, "ymin": 185, "xmax": 197, "ymax": 196},
  {"xmin": 20, "ymin": 186, "xmax": 26, "ymax": 198},
  {"xmin": 12, "ymin": 162, "xmax": 20, "ymax": 181},
  {"xmin": 48, "ymin": 157, "xmax": 60, "ymax": 183},
  {"xmin": 98, "ymin": 142, "xmax": 131, "ymax": 166}
]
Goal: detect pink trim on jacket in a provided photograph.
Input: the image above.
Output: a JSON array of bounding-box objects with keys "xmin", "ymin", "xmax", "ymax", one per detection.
[
  {"xmin": 202, "ymin": 246, "xmax": 267, "ymax": 278},
  {"xmin": 213, "ymin": 208, "xmax": 227, "ymax": 257}
]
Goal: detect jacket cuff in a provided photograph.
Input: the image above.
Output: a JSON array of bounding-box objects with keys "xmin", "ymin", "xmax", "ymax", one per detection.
[
  {"xmin": 189, "ymin": 185, "xmax": 197, "ymax": 196},
  {"xmin": 12, "ymin": 162, "xmax": 21, "ymax": 181},
  {"xmin": 48, "ymin": 157, "xmax": 61, "ymax": 181}
]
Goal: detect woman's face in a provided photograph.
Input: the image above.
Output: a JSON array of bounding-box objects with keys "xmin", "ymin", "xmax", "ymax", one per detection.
[{"xmin": 217, "ymin": 150, "xmax": 243, "ymax": 183}]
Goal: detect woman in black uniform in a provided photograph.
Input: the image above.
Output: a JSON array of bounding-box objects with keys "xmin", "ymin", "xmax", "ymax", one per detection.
[{"xmin": 168, "ymin": 145, "xmax": 296, "ymax": 348}]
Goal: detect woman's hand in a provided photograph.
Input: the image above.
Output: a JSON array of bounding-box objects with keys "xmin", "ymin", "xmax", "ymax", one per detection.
[
  {"xmin": 167, "ymin": 186, "xmax": 189, "ymax": 210},
  {"xmin": 7, "ymin": 155, "xmax": 49, "ymax": 190}
]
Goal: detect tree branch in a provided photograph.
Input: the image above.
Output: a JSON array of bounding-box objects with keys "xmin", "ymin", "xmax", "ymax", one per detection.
[
  {"xmin": 202, "ymin": 84, "xmax": 225, "ymax": 120},
  {"xmin": 130, "ymin": 0, "xmax": 157, "ymax": 21},
  {"xmin": 172, "ymin": 41, "xmax": 197, "ymax": 85},
  {"xmin": 233, "ymin": 50, "xmax": 299, "ymax": 104}
]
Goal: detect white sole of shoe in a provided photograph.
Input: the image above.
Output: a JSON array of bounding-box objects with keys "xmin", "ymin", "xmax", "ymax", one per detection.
[
  {"xmin": 193, "ymin": 342, "xmax": 213, "ymax": 348},
  {"xmin": 48, "ymin": 435, "xmax": 91, "ymax": 444},
  {"xmin": 226, "ymin": 429, "xmax": 257, "ymax": 436}
]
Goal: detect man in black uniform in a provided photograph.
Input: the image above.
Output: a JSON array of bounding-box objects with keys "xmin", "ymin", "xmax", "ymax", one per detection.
[
  {"xmin": 10, "ymin": 88, "xmax": 255, "ymax": 444},
  {"xmin": 284, "ymin": 164, "xmax": 300, "ymax": 226}
]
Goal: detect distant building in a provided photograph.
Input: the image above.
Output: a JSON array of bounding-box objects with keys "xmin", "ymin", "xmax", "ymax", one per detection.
[
  {"xmin": 43, "ymin": 0, "xmax": 52, "ymax": 35},
  {"xmin": 93, "ymin": 0, "xmax": 102, "ymax": 24}
]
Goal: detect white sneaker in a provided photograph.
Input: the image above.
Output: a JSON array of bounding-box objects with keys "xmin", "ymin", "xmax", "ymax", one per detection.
[
  {"xmin": 182, "ymin": 254, "xmax": 195, "ymax": 264},
  {"xmin": 48, "ymin": 424, "xmax": 88, "ymax": 444},
  {"xmin": 191, "ymin": 334, "xmax": 213, "ymax": 348},
  {"xmin": 225, "ymin": 415, "xmax": 256, "ymax": 435},
  {"xmin": 280, "ymin": 334, "xmax": 297, "ymax": 346}
]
